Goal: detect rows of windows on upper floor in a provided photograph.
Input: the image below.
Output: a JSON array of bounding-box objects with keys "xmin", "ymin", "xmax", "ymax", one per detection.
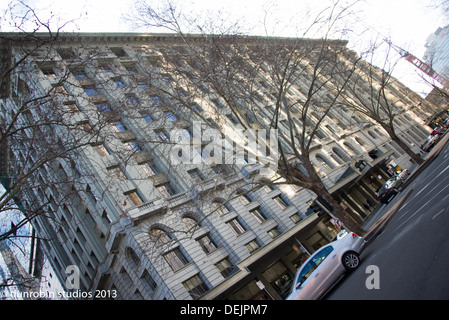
[
  {"xmin": 33, "ymin": 51, "xmax": 425, "ymax": 170},
  {"xmin": 36, "ymin": 46, "xmax": 352, "ymax": 128},
  {"xmin": 35, "ymin": 42, "xmax": 418, "ymax": 113},
  {"xmin": 36, "ymin": 51, "xmax": 401, "ymax": 152}
]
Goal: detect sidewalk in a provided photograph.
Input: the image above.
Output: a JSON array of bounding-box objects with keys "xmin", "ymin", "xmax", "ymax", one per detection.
[{"xmin": 362, "ymin": 131, "xmax": 449, "ymax": 242}]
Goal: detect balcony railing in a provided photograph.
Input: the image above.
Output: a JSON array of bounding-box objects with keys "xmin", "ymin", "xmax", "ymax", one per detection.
[{"xmin": 127, "ymin": 198, "xmax": 167, "ymax": 225}]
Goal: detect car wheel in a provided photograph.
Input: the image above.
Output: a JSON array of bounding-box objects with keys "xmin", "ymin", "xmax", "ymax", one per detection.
[{"xmin": 342, "ymin": 251, "xmax": 360, "ymax": 271}]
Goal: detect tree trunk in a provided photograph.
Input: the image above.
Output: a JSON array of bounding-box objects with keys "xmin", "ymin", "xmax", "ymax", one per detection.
[
  {"xmin": 383, "ymin": 125, "xmax": 424, "ymax": 165},
  {"xmin": 291, "ymin": 155, "xmax": 367, "ymax": 237},
  {"xmin": 311, "ymin": 183, "xmax": 367, "ymax": 237}
]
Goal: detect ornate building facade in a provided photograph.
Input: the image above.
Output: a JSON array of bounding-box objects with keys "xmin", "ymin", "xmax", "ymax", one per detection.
[{"xmin": 0, "ymin": 33, "xmax": 435, "ymax": 300}]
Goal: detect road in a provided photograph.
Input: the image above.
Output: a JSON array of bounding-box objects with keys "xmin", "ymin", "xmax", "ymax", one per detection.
[{"xmin": 327, "ymin": 139, "xmax": 449, "ymax": 300}]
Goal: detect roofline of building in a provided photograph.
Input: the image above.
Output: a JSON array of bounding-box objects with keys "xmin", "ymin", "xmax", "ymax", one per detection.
[{"xmin": 0, "ymin": 31, "xmax": 349, "ymax": 47}]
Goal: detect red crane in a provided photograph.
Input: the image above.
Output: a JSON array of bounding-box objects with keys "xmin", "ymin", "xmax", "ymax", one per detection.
[{"xmin": 387, "ymin": 40, "xmax": 449, "ymax": 88}]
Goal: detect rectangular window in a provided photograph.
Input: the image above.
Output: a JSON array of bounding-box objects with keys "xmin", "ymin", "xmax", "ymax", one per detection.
[
  {"xmin": 226, "ymin": 114, "xmax": 239, "ymax": 125},
  {"xmin": 112, "ymin": 121, "xmax": 128, "ymax": 132},
  {"xmin": 83, "ymin": 87, "xmax": 98, "ymax": 95},
  {"xmin": 72, "ymin": 71, "xmax": 86, "ymax": 79},
  {"xmin": 150, "ymin": 95, "xmax": 162, "ymax": 104},
  {"xmin": 95, "ymin": 144, "xmax": 110, "ymax": 157},
  {"xmin": 41, "ymin": 67, "xmax": 55, "ymax": 77},
  {"xmin": 86, "ymin": 185, "xmax": 98, "ymax": 203},
  {"xmin": 142, "ymin": 113, "xmax": 153, "ymax": 122},
  {"xmin": 250, "ymin": 207, "xmax": 267, "ymax": 224},
  {"xmin": 140, "ymin": 270, "xmax": 157, "ymax": 291},
  {"xmin": 156, "ymin": 183, "xmax": 177, "ymax": 198},
  {"xmin": 245, "ymin": 239, "xmax": 260, "ymax": 254},
  {"xmin": 124, "ymin": 64, "xmax": 136, "ymax": 74},
  {"xmin": 226, "ymin": 218, "xmax": 246, "ymax": 236},
  {"xmin": 127, "ymin": 95, "xmax": 138, "ymax": 104},
  {"xmin": 273, "ymin": 195, "xmax": 289, "ymax": 209},
  {"xmin": 155, "ymin": 129, "xmax": 170, "ymax": 142},
  {"xmin": 140, "ymin": 162, "xmax": 160, "ymax": 176},
  {"xmin": 191, "ymin": 103, "xmax": 203, "ymax": 113},
  {"xmin": 138, "ymin": 81, "xmax": 149, "ymax": 89},
  {"xmin": 290, "ymin": 213, "xmax": 302, "ymax": 224},
  {"xmin": 114, "ymin": 79, "xmax": 125, "ymax": 87},
  {"xmin": 165, "ymin": 111, "xmax": 178, "ymax": 121},
  {"xmin": 126, "ymin": 191, "xmax": 143, "ymax": 206},
  {"xmin": 125, "ymin": 141, "xmax": 143, "ymax": 152},
  {"xmin": 212, "ymin": 164, "xmax": 232, "ymax": 175},
  {"xmin": 54, "ymin": 86, "xmax": 67, "ymax": 94},
  {"xmin": 196, "ymin": 234, "xmax": 217, "ymax": 254},
  {"xmin": 99, "ymin": 63, "xmax": 112, "ymax": 72},
  {"xmin": 163, "ymin": 248, "xmax": 189, "ymax": 272},
  {"xmin": 182, "ymin": 274, "xmax": 209, "ymax": 300},
  {"xmin": 215, "ymin": 258, "xmax": 234, "ymax": 278},
  {"xmin": 213, "ymin": 202, "xmax": 230, "ymax": 217},
  {"xmin": 110, "ymin": 47, "xmax": 127, "ymax": 57},
  {"xmin": 239, "ymin": 194, "xmax": 252, "ymax": 205},
  {"xmin": 108, "ymin": 166, "xmax": 127, "ymax": 181},
  {"xmin": 95, "ymin": 103, "xmax": 112, "ymax": 113},
  {"xmin": 66, "ymin": 103, "xmax": 80, "ymax": 113},
  {"xmin": 188, "ymin": 169, "xmax": 205, "ymax": 183},
  {"xmin": 211, "ymin": 98, "xmax": 225, "ymax": 109},
  {"xmin": 268, "ymin": 226, "xmax": 281, "ymax": 239}
]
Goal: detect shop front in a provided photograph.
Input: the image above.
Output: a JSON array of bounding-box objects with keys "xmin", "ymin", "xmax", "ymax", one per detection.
[{"xmin": 201, "ymin": 213, "xmax": 341, "ymax": 300}]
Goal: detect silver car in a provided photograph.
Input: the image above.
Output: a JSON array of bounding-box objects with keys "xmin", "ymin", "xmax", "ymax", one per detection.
[{"xmin": 286, "ymin": 231, "xmax": 365, "ymax": 300}]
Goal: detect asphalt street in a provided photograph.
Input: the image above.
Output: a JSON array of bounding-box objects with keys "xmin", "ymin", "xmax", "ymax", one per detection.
[{"xmin": 326, "ymin": 139, "xmax": 449, "ymax": 300}]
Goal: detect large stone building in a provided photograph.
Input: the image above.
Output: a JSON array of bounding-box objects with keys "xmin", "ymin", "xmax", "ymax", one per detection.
[{"xmin": 0, "ymin": 32, "xmax": 435, "ymax": 300}]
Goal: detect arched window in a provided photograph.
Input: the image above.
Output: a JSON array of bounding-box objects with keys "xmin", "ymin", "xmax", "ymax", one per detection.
[
  {"xmin": 212, "ymin": 198, "xmax": 233, "ymax": 216},
  {"xmin": 374, "ymin": 128, "xmax": 384, "ymax": 137},
  {"xmin": 355, "ymin": 137, "xmax": 368, "ymax": 148},
  {"xmin": 368, "ymin": 130, "xmax": 378, "ymax": 139},
  {"xmin": 332, "ymin": 147, "xmax": 350, "ymax": 163},
  {"xmin": 236, "ymin": 189, "xmax": 253, "ymax": 205},
  {"xmin": 343, "ymin": 141, "xmax": 358, "ymax": 155},
  {"xmin": 149, "ymin": 227, "xmax": 173, "ymax": 247},
  {"xmin": 316, "ymin": 154, "xmax": 335, "ymax": 171},
  {"xmin": 182, "ymin": 215, "xmax": 199, "ymax": 230}
]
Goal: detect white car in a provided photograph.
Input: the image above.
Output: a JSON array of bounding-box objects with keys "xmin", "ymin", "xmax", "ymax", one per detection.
[
  {"xmin": 286, "ymin": 231, "xmax": 366, "ymax": 300},
  {"xmin": 421, "ymin": 134, "xmax": 440, "ymax": 152},
  {"xmin": 395, "ymin": 169, "xmax": 409, "ymax": 181}
]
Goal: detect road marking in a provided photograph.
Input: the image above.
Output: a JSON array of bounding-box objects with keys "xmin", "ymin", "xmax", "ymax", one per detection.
[
  {"xmin": 414, "ymin": 164, "xmax": 449, "ymax": 198},
  {"xmin": 432, "ymin": 208, "xmax": 445, "ymax": 221},
  {"xmin": 392, "ymin": 185, "xmax": 449, "ymax": 232}
]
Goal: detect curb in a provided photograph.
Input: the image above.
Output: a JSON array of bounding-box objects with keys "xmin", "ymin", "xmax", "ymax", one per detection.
[
  {"xmin": 363, "ymin": 188, "xmax": 414, "ymax": 243},
  {"xmin": 362, "ymin": 132, "xmax": 449, "ymax": 243}
]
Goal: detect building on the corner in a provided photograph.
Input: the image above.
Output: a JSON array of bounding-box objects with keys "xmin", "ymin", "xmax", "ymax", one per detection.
[
  {"xmin": 0, "ymin": 32, "xmax": 436, "ymax": 300},
  {"xmin": 424, "ymin": 25, "xmax": 449, "ymax": 84}
]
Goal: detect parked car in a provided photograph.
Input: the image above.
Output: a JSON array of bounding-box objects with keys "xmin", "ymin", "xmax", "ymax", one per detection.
[
  {"xmin": 377, "ymin": 176, "xmax": 403, "ymax": 204},
  {"xmin": 285, "ymin": 231, "xmax": 365, "ymax": 300},
  {"xmin": 431, "ymin": 126, "xmax": 446, "ymax": 136},
  {"xmin": 395, "ymin": 169, "xmax": 409, "ymax": 181},
  {"xmin": 421, "ymin": 134, "xmax": 440, "ymax": 152}
]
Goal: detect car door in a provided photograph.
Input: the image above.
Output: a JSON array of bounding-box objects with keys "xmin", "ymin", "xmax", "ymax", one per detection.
[
  {"xmin": 306, "ymin": 246, "xmax": 335, "ymax": 299},
  {"xmin": 318, "ymin": 245, "xmax": 346, "ymax": 294},
  {"xmin": 292, "ymin": 245, "xmax": 333, "ymax": 299}
]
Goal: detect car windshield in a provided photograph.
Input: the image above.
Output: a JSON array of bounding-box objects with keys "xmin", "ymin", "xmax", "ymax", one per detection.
[{"xmin": 295, "ymin": 246, "xmax": 333, "ymax": 288}]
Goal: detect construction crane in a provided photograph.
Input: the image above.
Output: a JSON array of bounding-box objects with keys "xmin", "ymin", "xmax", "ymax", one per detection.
[{"xmin": 386, "ymin": 39, "xmax": 449, "ymax": 89}]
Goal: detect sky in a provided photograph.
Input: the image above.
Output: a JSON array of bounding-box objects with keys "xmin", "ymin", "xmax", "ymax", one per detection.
[{"xmin": 0, "ymin": 0, "xmax": 447, "ymax": 93}]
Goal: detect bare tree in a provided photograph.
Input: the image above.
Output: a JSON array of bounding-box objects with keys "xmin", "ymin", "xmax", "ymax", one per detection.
[
  {"xmin": 340, "ymin": 40, "xmax": 426, "ymax": 165},
  {"xmin": 126, "ymin": 0, "xmax": 372, "ymax": 236}
]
